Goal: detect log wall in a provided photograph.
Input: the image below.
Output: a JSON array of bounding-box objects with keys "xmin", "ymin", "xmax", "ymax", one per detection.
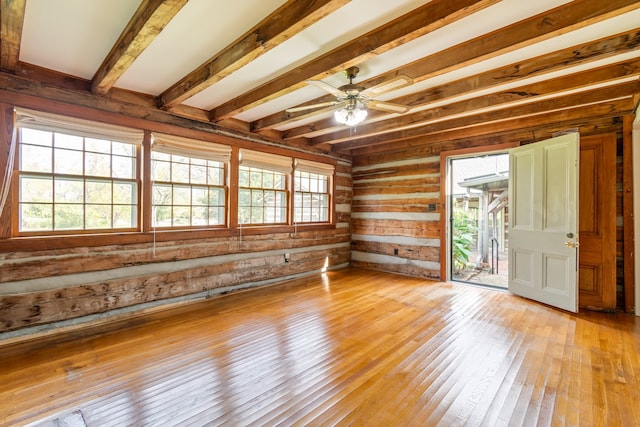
[
  {"xmin": 352, "ymin": 124, "xmax": 630, "ymax": 311},
  {"xmin": 0, "ymin": 100, "xmax": 353, "ymax": 338}
]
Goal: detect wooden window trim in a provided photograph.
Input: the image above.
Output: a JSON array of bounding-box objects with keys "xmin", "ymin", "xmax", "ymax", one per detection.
[{"xmin": 0, "ymin": 104, "xmax": 338, "ymax": 252}]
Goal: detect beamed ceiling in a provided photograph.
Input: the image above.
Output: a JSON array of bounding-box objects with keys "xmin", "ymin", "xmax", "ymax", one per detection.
[{"xmin": 1, "ymin": 0, "xmax": 639, "ymax": 156}]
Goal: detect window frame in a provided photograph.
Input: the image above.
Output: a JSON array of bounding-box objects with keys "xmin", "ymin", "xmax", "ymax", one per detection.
[
  {"xmin": 14, "ymin": 109, "xmax": 143, "ymax": 236},
  {"xmin": 237, "ymin": 149, "xmax": 291, "ymax": 226},
  {"xmin": 150, "ymin": 132, "xmax": 231, "ymax": 230},
  {"xmin": 293, "ymin": 159, "xmax": 334, "ymax": 225},
  {"xmin": 2, "ymin": 107, "xmax": 337, "ymax": 250}
]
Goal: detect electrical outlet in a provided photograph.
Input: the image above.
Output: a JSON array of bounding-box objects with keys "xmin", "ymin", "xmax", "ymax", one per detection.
[
  {"xmin": 393, "ymin": 248, "xmax": 398, "ymax": 255},
  {"xmin": 284, "ymin": 253, "xmax": 290, "ymax": 262}
]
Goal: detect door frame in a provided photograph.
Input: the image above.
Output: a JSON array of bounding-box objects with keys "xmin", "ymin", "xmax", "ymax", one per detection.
[{"xmin": 439, "ymin": 142, "xmax": 517, "ymax": 281}]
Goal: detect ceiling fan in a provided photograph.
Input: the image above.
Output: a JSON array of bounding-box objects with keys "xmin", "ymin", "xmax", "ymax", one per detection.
[{"xmin": 286, "ymin": 66, "xmax": 413, "ymax": 126}]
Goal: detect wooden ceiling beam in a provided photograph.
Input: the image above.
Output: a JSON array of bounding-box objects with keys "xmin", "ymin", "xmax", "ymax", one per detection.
[
  {"xmin": 332, "ymin": 81, "xmax": 640, "ymax": 152},
  {"xmin": 350, "ymin": 115, "xmax": 623, "ymax": 157},
  {"xmin": 264, "ymin": 0, "xmax": 640, "ymax": 133},
  {"xmin": 0, "ymin": 0, "xmax": 26, "ymax": 72},
  {"xmin": 281, "ymin": 29, "xmax": 640, "ymax": 138},
  {"xmin": 208, "ymin": 0, "xmax": 499, "ymax": 121},
  {"xmin": 309, "ymin": 58, "xmax": 640, "ymax": 144},
  {"xmin": 160, "ymin": 0, "xmax": 350, "ymax": 109},
  {"xmin": 92, "ymin": 0, "xmax": 187, "ymax": 95}
]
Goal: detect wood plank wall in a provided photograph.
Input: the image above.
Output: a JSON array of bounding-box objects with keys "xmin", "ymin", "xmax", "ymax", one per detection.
[
  {"xmin": 352, "ymin": 123, "xmax": 630, "ymax": 310},
  {"xmin": 0, "ymin": 105, "xmax": 353, "ymax": 338}
]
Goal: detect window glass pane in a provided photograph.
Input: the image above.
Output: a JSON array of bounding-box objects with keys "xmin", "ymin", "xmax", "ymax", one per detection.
[
  {"xmin": 173, "ymin": 206, "xmax": 190, "ymax": 226},
  {"xmin": 85, "ymin": 137, "xmax": 111, "ymax": 154},
  {"xmin": 173, "ymin": 185, "xmax": 191, "ymax": 205},
  {"xmin": 21, "ymin": 145, "xmax": 52, "ymax": 173},
  {"xmin": 112, "ymin": 141, "xmax": 134, "ymax": 156},
  {"xmin": 55, "ymin": 178, "xmax": 84, "ymax": 203},
  {"xmin": 192, "ymin": 206, "xmax": 208, "ymax": 226},
  {"xmin": 152, "ymin": 151, "xmax": 170, "ymax": 161},
  {"xmin": 21, "ymin": 176, "xmax": 52, "ymax": 202},
  {"xmin": 208, "ymin": 165, "xmax": 224, "ymax": 185},
  {"xmin": 112, "ymin": 155, "xmax": 135, "ymax": 179},
  {"xmin": 113, "ymin": 205, "xmax": 135, "ymax": 228},
  {"xmin": 192, "ymin": 187, "xmax": 208, "ymax": 206},
  {"xmin": 85, "ymin": 152, "xmax": 111, "ymax": 177},
  {"xmin": 191, "ymin": 164, "xmax": 206, "ymax": 184},
  {"xmin": 172, "ymin": 162, "xmax": 189, "ymax": 183},
  {"xmin": 250, "ymin": 170, "xmax": 262, "ymax": 187},
  {"xmin": 21, "ymin": 128, "xmax": 52, "ymax": 146},
  {"xmin": 239, "ymin": 168, "xmax": 249, "ymax": 187},
  {"xmin": 54, "ymin": 148, "xmax": 83, "ymax": 175},
  {"xmin": 55, "ymin": 133, "xmax": 82, "ymax": 150},
  {"xmin": 251, "ymin": 206, "xmax": 263, "ymax": 224},
  {"xmin": 294, "ymin": 170, "xmax": 330, "ymax": 224},
  {"xmin": 209, "ymin": 188, "xmax": 224, "ymax": 206},
  {"xmin": 20, "ymin": 203, "xmax": 52, "ymax": 231},
  {"xmin": 86, "ymin": 180, "xmax": 112, "ymax": 204},
  {"xmin": 238, "ymin": 189, "xmax": 251, "ymax": 206},
  {"xmin": 18, "ymin": 123, "xmax": 139, "ymax": 234},
  {"xmin": 113, "ymin": 182, "xmax": 136, "ymax": 204},
  {"xmin": 153, "ymin": 184, "xmax": 172, "ymax": 206},
  {"xmin": 55, "ymin": 204, "xmax": 84, "ymax": 230},
  {"xmin": 209, "ymin": 207, "xmax": 224, "ymax": 225},
  {"xmin": 152, "ymin": 160, "xmax": 170, "ymax": 181},
  {"xmin": 263, "ymin": 172, "xmax": 273, "ymax": 189},
  {"xmin": 251, "ymin": 190, "xmax": 263, "ymax": 206},
  {"xmin": 154, "ymin": 206, "xmax": 171, "ymax": 227},
  {"xmin": 86, "ymin": 204, "xmax": 111, "ymax": 229},
  {"xmin": 274, "ymin": 174, "xmax": 285, "ymax": 190}
]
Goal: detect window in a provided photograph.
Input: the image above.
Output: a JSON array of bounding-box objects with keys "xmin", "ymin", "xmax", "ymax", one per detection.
[
  {"xmin": 16, "ymin": 108, "xmax": 142, "ymax": 233},
  {"xmin": 238, "ymin": 149, "xmax": 291, "ymax": 225},
  {"xmin": 294, "ymin": 159, "xmax": 333, "ymax": 223},
  {"xmin": 151, "ymin": 133, "xmax": 230, "ymax": 228}
]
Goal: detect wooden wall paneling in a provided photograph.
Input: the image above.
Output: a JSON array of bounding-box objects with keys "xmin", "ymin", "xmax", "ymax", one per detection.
[
  {"xmin": 0, "ymin": 93, "xmax": 350, "ymax": 337},
  {"xmin": 351, "ymin": 154, "xmax": 441, "ymax": 278},
  {"xmin": 622, "ymin": 114, "xmax": 635, "ymax": 312},
  {"xmin": 0, "ymin": 241, "xmax": 351, "ymax": 333},
  {"xmin": 0, "ymin": 104, "xmax": 14, "ymax": 239}
]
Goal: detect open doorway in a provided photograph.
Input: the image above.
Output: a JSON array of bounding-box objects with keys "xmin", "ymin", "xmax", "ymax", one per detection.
[{"xmin": 448, "ymin": 153, "xmax": 509, "ymax": 288}]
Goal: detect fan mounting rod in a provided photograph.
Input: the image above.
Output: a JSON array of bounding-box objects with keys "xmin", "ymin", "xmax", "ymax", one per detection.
[{"xmin": 340, "ymin": 66, "xmax": 365, "ymax": 95}]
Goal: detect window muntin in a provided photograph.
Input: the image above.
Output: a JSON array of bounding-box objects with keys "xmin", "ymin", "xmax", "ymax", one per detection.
[
  {"xmin": 18, "ymin": 127, "xmax": 138, "ymax": 233},
  {"xmin": 293, "ymin": 159, "xmax": 333, "ymax": 224},
  {"xmin": 238, "ymin": 166, "xmax": 288, "ymax": 225},
  {"xmin": 294, "ymin": 170, "xmax": 330, "ymax": 223},
  {"xmin": 151, "ymin": 151, "xmax": 226, "ymax": 228}
]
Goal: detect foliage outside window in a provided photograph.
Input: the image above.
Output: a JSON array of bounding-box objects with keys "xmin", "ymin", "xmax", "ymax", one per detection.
[
  {"xmin": 12, "ymin": 110, "xmax": 335, "ymax": 238},
  {"xmin": 238, "ymin": 149, "xmax": 290, "ymax": 225},
  {"xmin": 16, "ymin": 109, "xmax": 141, "ymax": 233},
  {"xmin": 294, "ymin": 159, "xmax": 333, "ymax": 223},
  {"xmin": 452, "ymin": 210, "xmax": 477, "ymax": 273},
  {"xmin": 151, "ymin": 133, "xmax": 230, "ymax": 228}
]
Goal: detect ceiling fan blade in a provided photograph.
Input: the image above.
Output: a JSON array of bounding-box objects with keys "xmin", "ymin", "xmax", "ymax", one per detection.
[
  {"xmin": 361, "ymin": 74, "xmax": 414, "ymax": 97},
  {"xmin": 368, "ymin": 100, "xmax": 410, "ymax": 114},
  {"xmin": 286, "ymin": 101, "xmax": 342, "ymax": 113},
  {"xmin": 307, "ymin": 80, "xmax": 347, "ymax": 97}
]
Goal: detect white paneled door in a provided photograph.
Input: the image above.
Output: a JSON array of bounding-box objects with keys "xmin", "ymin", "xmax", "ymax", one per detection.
[{"xmin": 508, "ymin": 133, "xmax": 579, "ymax": 312}]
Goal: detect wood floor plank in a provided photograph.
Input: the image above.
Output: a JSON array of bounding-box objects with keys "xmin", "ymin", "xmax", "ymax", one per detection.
[{"xmin": 0, "ymin": 268, "xmax": 639, "ymax": 426}]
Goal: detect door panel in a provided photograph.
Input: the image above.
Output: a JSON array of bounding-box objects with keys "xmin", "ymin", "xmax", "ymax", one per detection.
[
  {"xmin": 509, "ymin": 133, "xmax": 579, "ymax": 312},
  {"xmin": 578, "ymin": 134, "xmax": 616, "ymax": 310}
]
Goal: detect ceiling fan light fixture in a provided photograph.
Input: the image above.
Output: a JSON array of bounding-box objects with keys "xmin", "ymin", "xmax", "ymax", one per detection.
[
  {"xmin": 334, "ymin": 106, "xmax": 367, "ymax": 126},
  {"xmin": 334, "ymin": 98, "xmax": 367, "ymax": 126}
]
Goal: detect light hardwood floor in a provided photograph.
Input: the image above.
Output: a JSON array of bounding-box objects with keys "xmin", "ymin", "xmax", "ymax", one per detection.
[{"xmin": 0, "ymin": 268, "xmax": 639, "ymax": 426}]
